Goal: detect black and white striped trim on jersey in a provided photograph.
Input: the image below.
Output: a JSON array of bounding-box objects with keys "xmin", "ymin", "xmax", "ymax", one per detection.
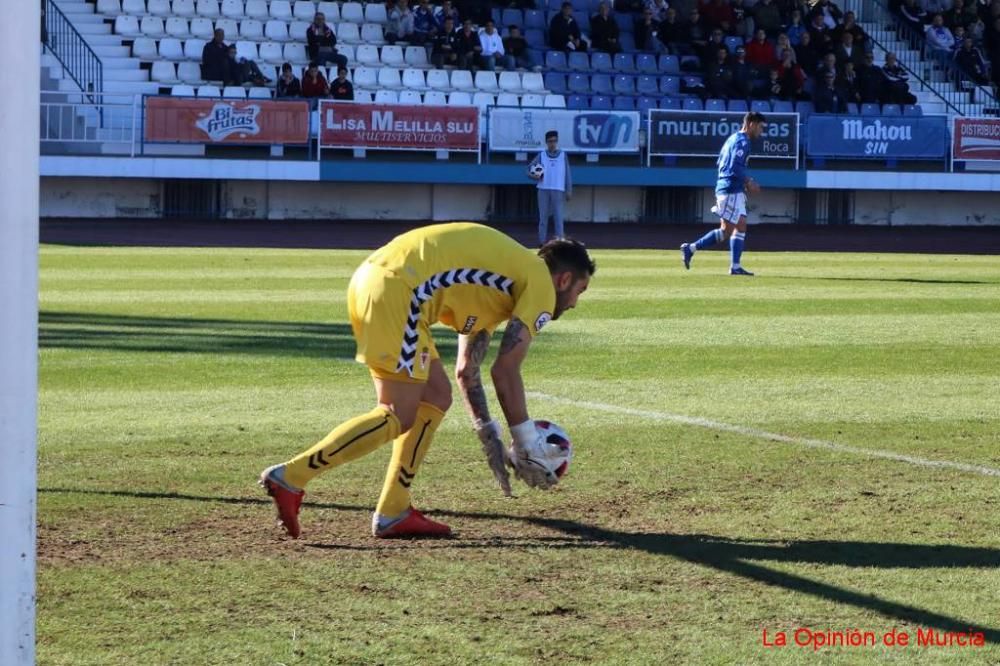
[{"xmin": 396, "ymin": 268, "xmax": 514, "ymax": 375}]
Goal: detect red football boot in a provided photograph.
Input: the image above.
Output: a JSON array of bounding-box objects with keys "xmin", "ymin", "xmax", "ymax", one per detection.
[
  {"xmin": 372, "ymin": 506, "xmax": 452, "ymax": 538},
  {"xmin": 259, "ymin": 465, "xmax": 305, "ymax": 538}
]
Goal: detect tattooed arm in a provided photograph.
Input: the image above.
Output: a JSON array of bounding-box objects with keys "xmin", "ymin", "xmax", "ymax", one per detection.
[
  {"xmin": 455, "ymin": 329, "xmax": 512, "ymax": 496},
  {"xmin": 489, "ymin": 318, "xmax": 532, "ymax": 426}
]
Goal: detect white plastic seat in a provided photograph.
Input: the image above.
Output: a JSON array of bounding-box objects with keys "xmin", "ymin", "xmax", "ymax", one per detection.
[
  {"xmin": 148, "ymin": 0, "xmax": 172, "ymax": 15},
  {"xmin": 190, "ymin": 18, "xmax": 214, "ymax": 38},
  {"xmin": 450, "ymin": 69, "xmax": 475, "ymax": 91},
  {"xmin": 172, "ymin": 84, "xmax": 196, "ymax": 96},
  {"xmin": 122, "ymin": 0, "xmax": 146, "ymax": 14},
  {"xmin": 521, "ymin": 93, "xmax": 544, "ymax": 107},
  {"xmin": 288, "ymin": 21, "xmax": 309, "ymax": 41},
  {"xmin": 132, "ymin": 37, "xmax": 158, "ymax": 58},
  {"xmin": 177, "ymin": 61, "xmax": 205, "ymax": 83},
  {"xmin": 402, "ymin": 68, "xmax": 427, "ymax": 90},
  {"xmin": 426, "ymin": 69, "xmax": 451, "ymax": 90},
  {"xmin": 221, "ymin": 0, "xmax": 244, "ymax": 18},
  {"xmin": 543, "ymin": 94, "xmax": 566, "ymax": 108},
  {"xmin": 341, "ymin": 2, "xmax": 365, "ymax": 23},
  {"xmin": 173, "ymin": 0, "xmax": 197, "ymax": 17},
  {"xmin": 336, "ymin": 23, "xmax": 361, "ymax": 44},
  {"xmin": 474, "ymin": 71, "xmax": 499, "ymax": 93},
  {"xmin": 448, "ymin": 91, "xmax": 472, "ymax": 106},
  {"xmin": 283, "ymin": 42, "xmax": 307, "ymax": 63},
  {"xmin": 522, "ymin": 72, "xmax": 544, "ymax": 93},
  {"xmin": 499, "ymin": 71, "xmax": 523, "ymax": 93},
  {"xmin": 472, "ymin": 91, "xmax": 494, "ymax": 111},
  {"xmin": 367, "ymin": 4, "xmax": 389, "ymax": 23},
  {"xmin": 361, "ymin": 23, "xmax": 385, "ymax": 45},
  {"xmin": 114, "ymin": 15, "xmax": 141, "ymax": 37},
  {"xmin": 374, "ymin": 89, "xmax": 398, "ymax": 104},
  {"xmin": 497, "ymin": 93, "xmax": 519, "ymax": 106},
  {"xmin": 258, "ymin": 41, "xmax": 284, "ymax": 62},
  {"xmin": 197, "ymin": 84, "xmax": 222, "ymax": 96},
  {"xmin": 293, "ymin": 1, "xmax": 316, "ymax": 21},
  {"xmin": 317, "ymin": 2, "xmax": 340, "ymax": 22},
  {"xmin": 243, "ymin": 0, "xmax": 268, "ymax": 19},
  {"xmin": 151, "ymin": 61, "xmax": 178, "ymax": 82},
  {"xmin": 269, "ymin": 1, "xmax": 293, "ymax": 19},
  {"xmin": 166, "ymin": 18, "xmax": 191, "ymax": 38},
  {"xmin": 235, "ymin": 40, "xmax": 258, "ymax": 61},
  {"xmin": 377, "ymin": 67, "xmax": 403, "ymax": 89},
  {"xmin": 223, "ymin": 86, "xmax": 247, "ymax": 98},
  {"xmin": 398, "ymin": 89, "xmax": 422, "ymax": 105},
  {"xmin": 214, "ymin": 18, "xmax": 239, "ymax": 38},
  {"xmin": 381, "ymin": 45, "xmax": 404, "ymax": 67},
  {"xmin": 159, "ymin": 38, "xmax": 185, "ymax": 60},
  {"xmin": 355, "ymin": 44, "xmax": 379, "ymax": 66},
  {"xmin": 248, "ymin": 86, "xmax": 272, "ymax": 98},
  {"xmin": 352, "ymin": 66, "xmax": 377, "ymax": 88},
  {"xmin": 97, "ymin": 0, "xmax": 122, "ymax": 16},
  {"xmin": 338, "ymin": 44, "xmax": 355, "ymax": 65},
  {"xmin": 196, "ymin": 0, "xmax": 221, "ymax": 18},
  {"xmin": 240, "ymin": 19, "xmax": 263, "ymax": 40},
  {"xmin": 265, "ymin": 20, "xmax": 289, "ymax": 41},
  {"xmin": 184, "ymin": 38, "xmax": 208, "ymax": 59},
  {"xmin": 354, "ymin": 90, "xmax": 373, "ymax": 103},
  {"xmin": 423, "ymin": 90, "xmax": 447, "ymax": 105},
  {"xmin": 404, "ymin": 46, "xmax": 429, "ymax": 68}
]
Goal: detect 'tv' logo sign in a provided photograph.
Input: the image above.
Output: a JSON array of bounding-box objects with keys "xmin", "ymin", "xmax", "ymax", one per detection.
[{"xmin": 573, "ymin": 114, "xmax": 634, "ymax": 148}]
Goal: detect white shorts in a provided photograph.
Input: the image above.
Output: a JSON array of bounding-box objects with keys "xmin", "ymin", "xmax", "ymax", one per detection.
[{"xmin": 711, "ymin": 193, "xmax": 747, "ymax": 223}]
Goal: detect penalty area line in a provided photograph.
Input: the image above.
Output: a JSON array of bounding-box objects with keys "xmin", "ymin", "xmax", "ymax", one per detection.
[{"xmin": 526, "ymin": 392, "xmax": 1000, "ymax": 479}]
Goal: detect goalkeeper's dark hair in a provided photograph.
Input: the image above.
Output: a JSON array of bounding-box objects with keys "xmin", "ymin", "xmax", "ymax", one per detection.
[
  {"xmin": 538, "ymin": 237, "xmax": 596, "ymax": 279},
  {"xmin": 743, "ymin": 111, "xmax": 766, "ymax": 127}
]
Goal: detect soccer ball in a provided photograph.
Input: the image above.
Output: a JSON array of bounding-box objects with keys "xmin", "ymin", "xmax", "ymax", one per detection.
[
  {"xmin": 528, "ymin": 163, "xmax": 545, "ymax": 179},
  {"xmin": 511, "ymin": 419, "xmax": 572, "ymax": 479}
]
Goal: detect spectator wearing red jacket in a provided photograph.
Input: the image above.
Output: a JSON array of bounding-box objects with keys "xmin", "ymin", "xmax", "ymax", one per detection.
[
  {"xmin": 301, "ymin": 62, "xmax": 329, "ymax": 98},
  {"xmin": 745, "ymin": 29, "xmax": 777, "ymax": 73}
]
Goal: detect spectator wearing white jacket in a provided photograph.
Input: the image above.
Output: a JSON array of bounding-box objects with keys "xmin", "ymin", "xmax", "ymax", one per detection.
[
  {"xmin": 926, "ymin": 13, "xmax": 956, "ymax": 60},
  {"xmin": 479, "ymin": 20, "xmax": 514, "ymax": 70}
]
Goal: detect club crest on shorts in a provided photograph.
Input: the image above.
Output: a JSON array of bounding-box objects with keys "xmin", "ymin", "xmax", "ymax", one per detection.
[
  {"xmin": 419, "ymin": 347, "xmax": 430, "ymax": 370},
  {"xmin": 534, "ymin": 312, "xmax": 552, "ymax": 332}
]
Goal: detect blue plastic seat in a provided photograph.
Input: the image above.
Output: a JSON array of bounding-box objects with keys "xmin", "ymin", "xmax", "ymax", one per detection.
[
  {"xmin": 614, "ymin": 13, "xmax": 633, "ymax": 32},
  {"xmin": 636, "ymin": 74, "xmax": 658, "ymax": 95},
  {"xmin": 590, "ymin": 51, "xmax": 613, "ymax": 72},
  {"xmin": 728, "ymin": 99, "xmax": 748, "ymax": 112},
  {"xmin": 772, "ymin": 100, "xmax": 793, "ymax": 112},
  {"xmin": 658, "ymin": 54, "xmax": 680, "ymax": 74},
  {"xmin": 637, "ymin": 96, "xmax": 657, "ymax": 113},
  {"xmin": 659, "ymin": 75, "xmax": 680, "ymax": 95},
  {"xmin": 567, "ymin": 93, "xmax": 588, "ymax": 109},
  {"xmin": 847, "ymin": 102, "xmax": 861, "ymax": 115},
  {"xmin": 861, "ymin": 103, "xmax": 880, "ymax": 116},
  {"xmin": 636, "ymin": 53, "xmax": 658, "ymax": 74},
  {"xmin": 903, "ymin": 104, "xmax": 922, "ymax": 116},
  {"xmin": 572, "ymin": 11, "xmax": 589, "ymax": 31},
  {"xmin": 751, "ymin": 100, "xmax": 771, "ymax": 113},
  {"xmin": 568, "ymin": 51, "xmax": 590, "ymax": 72},
  {"xmin": 882, "ymin": 104, "xmax": 902, "ymax": 116},
  {"xmin": 613, "ymin": 52, "xmax": 635, "ymax": 72},
  {"xmin": 590, "ymin": 94, "xmax": 612, "ymax": 109},
  {"xmin": 524, "ymin": 9, "xmax": 546, "ymax": 29},
  {"xmin": 613, "ymin": 95, "xmax": 635, "ymax": 110},
  {"xmin": 544, "ymin": 72, "xmax": 567, "ymax": 94},
  {"xmin": 613, "ymin": 74, "xmax": 636, "ymax": 95},
  {"xmin": 525, "ymin": 29, "xmax": 546, "ymax": 48},
  {"xmin": 660, "ymin": 96, "xmax": 681, "ymax": 110},
  {"xmin": 545, "ymin": 50, "xmax": 568, "ymax": 71},
  {"xmin": 724, "ymin": 35, "xmax": 743, "ymax": 54},
  {"xmin": 567, "ymin": 73, "xmax": 590, "ymax": 93},
  {"xmin": 501, "ymin": 8, "xmax": 523, "ymax": 27},
  {"xmin": 683, "ymin": 97, "xmax": 703, "ymax": 110},
  {"xmin": 618, "ymin": 32, "xmax": 635, "ymax": 52},
  {"xmin": 706, "ymin": 98, "xmax": 726, "ymax": 112},
  {"xmin": 590, "ymin": 73, "xmax": 613, "ymax": 95},
  {"xmin": 795, "ymin": 100, "xmax": 814, "ymax": 117}
]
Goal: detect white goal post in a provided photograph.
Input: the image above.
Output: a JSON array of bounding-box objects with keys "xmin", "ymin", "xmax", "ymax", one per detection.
[{"xmin": 0, "ymin": 2, "xmax": 41, "ymax": 665}]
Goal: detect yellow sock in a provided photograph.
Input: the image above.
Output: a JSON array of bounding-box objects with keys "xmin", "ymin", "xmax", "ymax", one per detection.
[
  {"xmin": 375, "ymin": 402, "xmax": 446, "ymax": 518},
  {"xmin": 283, "ymin": 406, "xmax": 402, "ymax": 489}
]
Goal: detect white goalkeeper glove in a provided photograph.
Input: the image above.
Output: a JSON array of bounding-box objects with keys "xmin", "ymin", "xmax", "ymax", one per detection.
[
  {"xmin": 508, "ymin": 420, "xmax": 558, "ymax": 490},
  {"xmin": 475, "ymin": 419, "xmax": 512, "ymax": 497}
]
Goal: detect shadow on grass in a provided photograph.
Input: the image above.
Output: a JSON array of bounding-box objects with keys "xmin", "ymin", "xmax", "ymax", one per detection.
[
  {"xmin": 38, "ymin": 311, "xmax": 458, "ymax": 362},
  {"xmin": 40, "ymin": 486, "xmax": 1000, "ymax": 642},
  {"xmin": 795, "ymin": 276, "xmax": 995, "ymax": 286}
]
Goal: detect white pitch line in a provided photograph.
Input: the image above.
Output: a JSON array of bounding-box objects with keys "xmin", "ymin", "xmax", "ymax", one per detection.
[{"xmin": 527, "ymin": 392, "xmax": 1000, "ymax": 478}]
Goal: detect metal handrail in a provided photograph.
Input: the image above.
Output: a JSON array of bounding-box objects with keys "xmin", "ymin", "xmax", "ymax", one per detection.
[
  {"xmin": 40, "ymin": 92, "xmax": 139, "ymax": 157},
  {"xmin": 43, "ymin": 0, "xmax": 103, "ymax": 104}
]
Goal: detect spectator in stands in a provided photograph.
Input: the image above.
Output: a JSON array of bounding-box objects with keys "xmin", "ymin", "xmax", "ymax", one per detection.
[
  {"xmin": 550, "ymin": 2, "xmax": 584, "ymax": 51},
  {"xmin": 225, "ymin": 44, "xmax": 271, "ymax": 86},
  {"xmin": 276, "ymin": 62, "xmax": 302, "ymax": 97},
  {"xmin": 529, "ymin": 130, "xmax": 573, "ymax": 246},
  {"xmin": 774, "ymin": 33, "xmax": 795, "ymax": 62},
  {"xmin": 590, "ymin": 2, "xmax": 623, "ymax": 54},
  {"xmin": 753, "ymin": 0, "xmax": 782, "ymax": 38},
  {"xmin": 413, "ymin": 0, "xmax": 438, "ymax": 45},
  {"xmin": 810, "ymin": 0, "xmax": 843, "ymax": 29},
  {"xmin": 883, "ymin": 52, "xmax": 918, "ymax": 103},
  {"xmin": 701, "ymin": 28, "xmax": 728, "ymax": 67},
  {"xmin": 202, "ymin": 28, "xmax": 230, "ymax": 82},
  {"xmin": 436, "ymin": 0, "xmax": 460, "ymax": 29},
  {"xmin": 816, "ymin": 51, "xmax": 838, "ymax": 79},
  {"xmin": 945, "ymin": 0, "xmax": 979, "ymax": 29},
  {"xmin": 987, "ymin": 18, "xmax": 1000, "ymax": 90},
  {"xmin": 479, "ymin": 20, "xmax": 512, "ymax": 70},
  {"xmin": 835, "ymin": 32, "xmax": 865, "ymax": 68},
  {"xmin": 834, "ymin": 12, "xmax": 867, "ymax": 51},
  {"xmin": 731, "ymin": 46, "xmax": 757, "ymax": 97},
  {"xmin": 765, "ymin": 67, "xmax": 783, "ymax": 97},
  {"xmin": 301, "ymin": 62, "xmax": 329, "ymax": 98},
  {"xmin": 646, "ymin": 0, "xmax": 671, "ymax": 22},
  {"xmin": 701, "ymin": 0, "xmax": 736, "ymax": 34},
  {"xmin": 899, "ymin": 0, "xmax": 928, "ymax": 34},
  {"xmin": 706, "ymin": 46, "xmax": 735, "ymax": 98},
  {"xmin": 857, "ymin": 51, "xmax": 886, "ymax": 102},
  {"xmin": 747, "ymin": 29, "xmax": 777, "ymax": 72},
  {"xmin": 813, "ymin": 69, "xmax": 847, "ymax": 111},
  {"xmin": 955, "ymin": 35, "xmax": 991, "ymax": 80},
  {"xmin": 688, "ymin": 8, "xmax": 710, "ymax": 57},
  {"xmin": 731, "ymin": 0, "xmax": 754, "ymax": 40},
  {"xmin": 808, "ymin": 12, "xmax": 833, "ymax": 53},
  {"xmin": 786, "ymin": 10, "xmax": 807, "ymax": 45},
  {"xmin": 636, "ymin": 7, "xmax": 662, "ymax": 52},
  {"xmin": 951, "ymin": 24, "xmax": 967, "ymax": 51},
  {"xmin": 456, "ymin": 18, "xmax": 483, "ymax": 71},
  {"xmin": 927, "ymin": 14, "xmax": 958, "ymax": 58},
  {"xmin": 386, "ymin": 0, "xmax": 415, "ymax": 44},
  {"xmin": 330, "ymin": 66, "xmax": 354, "ymax": 100},
  {"xmin": 670, "ymin": 0, "xmax": 698, "ymax": 25},
  {"xmin": 504, "ymin": 25, "xmax": 535, "ymax": 70},
  {"xmin": 923, "ymin": 0, "xmax": 951, "ymax": 17},
  {"xmin": 307, "ymin": 13, "xmax": 348, "ymax": 69},
  {"xmin": 838, "ymin": 61, "xmax": 861, "ymax": 104},
  {"xmin": 432, "ymin": 17, "xmax": 460, "ymax": 67},
  {"xmin": 658, "ymin": 7, "xmax": 692, "ymax": 54},
  {"xmin": 777, "ymin": 47, "xmax": 807, "ymax": 98},
  {"xmin": 795, "ymin": 30, "xmax": 820, "ymax": 73}
]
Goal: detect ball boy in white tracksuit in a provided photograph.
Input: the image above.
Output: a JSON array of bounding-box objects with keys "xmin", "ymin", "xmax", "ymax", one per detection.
[{"xmin": 528, "ymin": 130, "xmax": 573, "ymax": 246}]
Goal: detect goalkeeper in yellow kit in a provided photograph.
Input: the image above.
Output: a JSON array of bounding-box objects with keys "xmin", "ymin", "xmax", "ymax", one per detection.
[{"xmin": 259, "ymin": 223, "xmax": 595, "ymax": 538}]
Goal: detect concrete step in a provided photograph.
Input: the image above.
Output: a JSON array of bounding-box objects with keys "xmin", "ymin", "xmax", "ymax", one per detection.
[
  {"xmin": 78, "ymin": 34, "xmax": 126, "ymax": 45},
  {"xmin": 104, "ymin": 69, "xmax": 150, "ymax": 82},
  {"xmin": 73, "ymin": 23, "xmax": 112, "ymax": 34},
  {"xmin": 101, "ymin": 57, "xmax": 142, "ymax": 70},
  {"xmin": 92, "ymin": 45, "xmax": 132, "ymax": 57}
]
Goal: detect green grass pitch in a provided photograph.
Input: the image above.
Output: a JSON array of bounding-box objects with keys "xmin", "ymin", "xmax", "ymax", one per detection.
[{"xmin": 37, "ymin": 245, "xmax": 1000, "ymax": 665}]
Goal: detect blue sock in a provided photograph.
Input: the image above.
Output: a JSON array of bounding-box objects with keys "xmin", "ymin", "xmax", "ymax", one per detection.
[
  {"xmin": 730, "ymin": 231, "xmax": 746, "ymax": 268},
  {"xmin": 693, "ymin": 228, "xmax": 723, "ymax": 251}
]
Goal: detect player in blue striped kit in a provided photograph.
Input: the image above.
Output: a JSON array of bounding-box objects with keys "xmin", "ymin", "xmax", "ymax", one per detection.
[{"xmin": 681, "ymin": 111, "xmax": 767, "ymax": 276}]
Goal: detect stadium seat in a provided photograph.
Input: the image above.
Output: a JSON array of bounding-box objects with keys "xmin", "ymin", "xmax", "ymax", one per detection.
[
  {"xmin": 399, "ymin": 89, "xmax": 422, "ymax": 105},
  {"xmin": 568, "ymin": 73, "xmax": 590, "ymax": 94},
  {"xmin": 751, "ymin": 100, "xmax": 771, "ymax": 113},
  {"xmin": 566, "ymin": 94, "xmax": 588, "ymax": 109},
  {"xmin": 545, "ymin": 50, "xmax": 568, "ymax": 72},
  {"xmin": 705, "ymin": 98, "xmax": 726, "ymax": 112},
  {"xmin": 221, "ymin": 0, "xmax": 244, "ymax": 18},
  {"xmin": 197, "ymin": 84, "xmax": 222, "ymax": 96},
  {"xmin": 903, "ymin": 104, "xmax": 922, "ymax": 117},
  {"xmin": 184, "ymin": 38, "xmax": 207, "ymax": 60},
  {"xmin": 405, "ymin": 46, "xmax": 429, "ymax": 68},
  {"xmin": 115, "ymin": 16, "xmax": 141, "ymax": 37},
  {"xmin": 355, "ymin": 44, "xmax": 380, "ymax": 66},
  {"xmin": 659, "ymin": 96, "xmax": 681, "ymax": 109},
  {"xmin": 382, "ymin": 45, "xmax": 404, "ymax": 67},
  {"xmin": 472, "ymin": 91, "xmax": 495, "ymax": 111},
  {"xmin": 375, "ymin": 89, "xmax": 398, "ymax": 104},
  {"xmin": 131, "ymin": 36, "xmax": 156, "ymax": 59},
  {"xmin": 353, "ymin": 90, "xmax": 373, "ymax": 103},
  {"xmin": 337, "ymin": 23, "xmax": 362, "ymax": 44},
  {"xmin": 544, "ymin": 72, "xmax": 567, "ymax": 94},
  {"xmin": 283, "ymin": 42, "xmax": 307, "ymax": 63},
  {"xmin": 637, "ymin": 96, "xmax": 657, "ymax": 113},
  {"xmin": 522, "ymin": 93, "xmax": 545, "ymax": 107},
  {"xmin": 196, "ymin": 0, "xmax": 221, "ymax": 18},
  {"xmin": 659, "ymin": 75, "xmax": 679, "ymax": 95},
  {"xmin": 499, "ymin": 71, "xmax": 523, "ymax": 93},
  {"xmin": 546, "ymin": 0, "xmax": 562, "ymax": 12},
  {"xmin": 636, "ymin": 53, "xmax": 657, "ymax": 74},
  {"xmin": 683, "ymin": 97, "xmax": 703, "ymax": 110},
  {"xmin": 190, "ymin": 17, "xmax": 214, "ymax": 38},
  {"xmin": 244, "ymin": 0, "xmax": 267, "ymax": 19},
  {"xmin": 235, "ymin": 41, "xmax": 258, "ymax": 61},
  {"xmin": 427, "ymin": 69, "xmax": 451, "ymax": 91},
  {"xmin": 591, "ymin": 51, "xmax": 613, "ymax": 73},
  {"xmin": 613, "ymin": 75, "xmax": 635, "ymax": 95},
  {"xmin": 215, "ymin": 18, "xmax": 239, "ymax": 38},
  {"xmin": 151, "ymin": 61, "xmax": 178, "ymax": 83},
  {"xmin": 365, "ymin": 3, "xmax": 389, "ymax": 23},
  {"xmin": 97, "ymin": 0, "xmax": 122, "ymax": 15},
  {"xmin": 568, "ymin": 51, "xmax": 590, "ymax": 72},
  {"xmin": 240, "ymin": 20, "xmax": 264, "ymax": 40},
  {"xmin": 177, "ymin": 61, "xmax": 205, "ymax": 83},
  {"xmin": 173, "ymin": 0, "xmax": 196, "ymax": 17},
  {"xmin": 423, "ymin": 90, "xmax": 447, "ymax": 105},
  {"xmin": 613, "ymin": 13, "xmax": 633, "ymax": 33},
  {"xmin": 502, "ymin": 8, "xmax": 524, "ymax": 28},
  {"xmin": 794, "ymin": 100, "xmax": 814, "ymax": 117},
  {"xmin": 248, "ymin": 86, "xmax": 272, "ymax": 99},
  {"xmin": 172, "ymin": 84, "xmax": 196, "ymax": 96},
  {"xmin": 544, "ymin": 94, "xmax": 566, "ymax": 107},
  {"xmin": 263, "ymin": 20, "xmax": 289, "ymax": 41},
  {"xmin": 259, "ymin": 41, "xmax": 284, "ymax": 63},
  {"xmin": 573, "ymin": 11, "xmax": 590, "ymax": 32},
  {"xmin": 141, "ymin": 17, "xmax": 167, "ymax": 38},
  {"xmin": 341, "ymin": 2, "xmax": 365, "ymax": 23},
  {"xmin": 122, "ymin": 0, "xmax": 146, "ymax": 14},
  {"xmin": 522, "ymin": 72, "xmax": 545, "ymax": 93},
  {"xmin": 377, "ymin": 68, "xmax": 403, "ymax": 89},
  {"xmin": 847, "ymin": 102, "xmax": 860, "ymax": 115},
  {"xmin": 289, "ymin": 21, "xmax": 308, "ymax": 41},
  {"xmin": 590, "ymin": 95, "xmax": 612, "ymax": 109},
  {"xmin": 618, "ymin": 32, "xmax": 635, "ymax": 52},
  {"xmin": 361, "ymin": 23, "xmax": 385, "ymax": 45},
  {"xmin": 861, "ymin": 103, "xmax": 880, "ymax": 116},
  {"xmin": 293, "ymin": 1, "xmax": 315, "ymax": 21},
  {"xmin": 270, "ymin": 1, "xmax": 292, "ymax": 19},
  {"xmin": 636, "ymin": 75, "xmax": 657, "ymax": 96},
  {"xmin": 658, "ymin": 54, "xmax": 680, "ymax": 74},
  {"xmin": 402, "ymin": 68, "xmax": 428, "ymax": 89},
  {"xmin": 771, "ymin": 100, "xmax": 793, "ymax": 112},
  {"xmin": 166, "ymin": 18, "xmax": 191, "ymax": 38},
  {"xmin": 497, "ymin": 93, "xmax": 520, "ymax": 106},
  {"xmin": 474, "ymin": 71, "xmax": 500, "ymax": 93},
  {"xmin": 613, "ymin": 96, "xmax": 635, "ymax": 110},
  {"xmin": 589, "ymin": 73, "xmax": 611, "ymax": 95},
  {"xmin": 317, "ymin": 2, "xmax": 340, "ymax": 22},
  {"xmin": 353, "ymin": 66, "xmax": 377, "ymax": 89},
  {"xmin": 725, "ymin": 35, "xmax": 743, "ymax": 54},
  {"xmin": 223, "ymin": 86, "xmax": 246, "ymax": 99},
  {"xmin": 525, "ymin": 29, "xmax": 546, "ymax": 49},
  {"xmin": 525, "ymin": 9, "xmax": 546, "ymax": 29},
  {"xmin": 159, "ymin": 38, "xmax": 185, "ymax": 60},
  {"xmin": 448, "ymin": 91, "xmax": 473, "ymax": 106},
  {"xmin": 613, "ymin": 53, "xmax": 635, "ymax": 73},
  {"xmin": 728, "ymin": 99, "xmax": 748, "ymax": 112},
  {"xmin": 882, "ymin": 104, "xmax": 902, "ymax": 116}
]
